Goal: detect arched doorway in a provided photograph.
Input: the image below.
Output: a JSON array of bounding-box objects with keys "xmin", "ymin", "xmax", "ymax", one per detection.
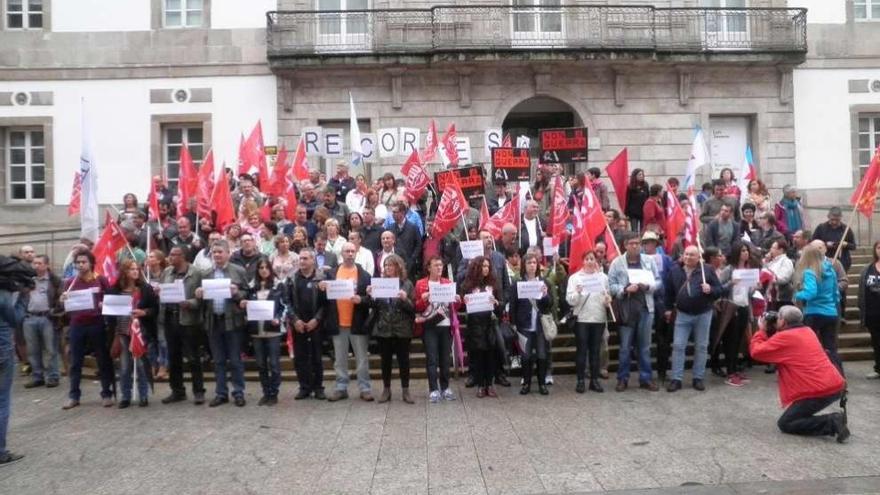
[{"xmin": 502, "ymin": 96, "xmax": 584, "ymax": 175}]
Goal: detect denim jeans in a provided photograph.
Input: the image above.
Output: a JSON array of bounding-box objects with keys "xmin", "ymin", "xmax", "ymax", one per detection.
[
  {"xmin": 207, "ymin": 317, "xmax": 245, "ymax": 399},
  {"xmin": 777, "ymin": 392, "xmax": 842, "ymax": 437},
  {"xmin": 617, "ymin": 310, "xmax": 654, "ymax": 384},
  {"xmin": 422, "ymin": 324, "xmax": 451, "ymax": 392},
  {"xmin": 253, "ymin": 336, "xmax": 281, "ymax": 398},
  {"xmin": 68, "ymin": 323, "xmax": 114, "ymax": 401},
  {"xmin": 118, "ymin": 334, "xmax": 149, "ymax": 401},
  {"xmin": 23, "ymin": 315, "xmax": 59, "ymax": 382},
  {"xmin": 1, "ymin": 290, "xmax": 26, "ymax": 457},
  {"xmin": 332, "ymin": 330, "xmax": 371, "ymax": 392},
  {"xmin": 671, "ymin": 310, "xmax": 713, "ymax": 382}
]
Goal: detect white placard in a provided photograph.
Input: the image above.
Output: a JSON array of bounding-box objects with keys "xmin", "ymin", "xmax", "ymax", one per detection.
[
  {"xmin": 542, "ymin": 237, "xmax": 558, "ymax": 256},
  {"xmin": 580, "ymin": 275, "xmax": 606, "ymax": 294},
  {"xmin": 459, "ymin": 240, "xmax": 483, "ymax": 260},
  {"xmin": 326, "ymin": 279, "xmax": 355, "ymax": 300},
  {"xmin": 484, "ymin": 128, "xmax": 502, "ymax": 159},
  {"xmin": 102, "ymin": 294, "xmax": 133, "ymax": 316},
  {"xmin": 399, "ymin": 127, "xmax": 421, "ymax": 156},
  {"xmin": 360, "ymin": 133, "xmax": 376, "ymax": 162},
  {"xmin": 202, "ymin": 278, "xmax": 232, "ymax": 300},
  {"xmin": 246, "ymin": 300, "xmax": 275, "ymax": 321},
  {"xmin": 302, "ymin": 126, "xmax": 324, "ymax": 157},
  {"xmin": 64, "ymin": 289, "xmax": 95, "ymax": 312},
  {"xmin": 517, "ymin": 281, "xmax": 545, "ymax": 300},
  {"xmin": 627, "ymin": 269, "xmax": 655, "ymax": 286},
  {"xmin": 323, "ymin": 128, "xmax": 344, "ymax": 158},
  {"xmin": 371, "ymin": 277, "xmax": 400, "ymax": 299},
  {"xmin": 516, "ymin": 136, "xmax": 530, "ymax": 148},
  {"xmin": 465, "ymin": 291, "xmax": 494, "ymax": 313},
  {"xmin": 455, "ymin": 137, "xmax": 472, "ymax": 166},
  {"xmin": 732, "ymin": 268, "xmax": 760, "ymax": 288},
  {"xmin": 428, "ymin": 281, "xmax": 456, "ymax": 304},
  {"xmin": 158, "ymin": 280, "xmax": 185, "ymax": 304},
  {"xmin": 378, "ymin": 128, "xmax": 399, "ymax": 157}
]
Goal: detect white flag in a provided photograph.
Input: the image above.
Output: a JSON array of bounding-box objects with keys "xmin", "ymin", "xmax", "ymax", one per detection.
[
  {"xmin": 683, "ymin": 126, "xmax": 710, "ymax": 192},
  {"xmin": 349, "ymin": 92, "xmax": 363, "ymax": 167},
  {"xmin": 79, "ymin": 100, "xmax": 99, "ymax": 242}
]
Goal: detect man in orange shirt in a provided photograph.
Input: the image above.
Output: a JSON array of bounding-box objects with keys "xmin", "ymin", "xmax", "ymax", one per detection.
[{"xmin": 320, "ymin": 242, "xmax": 374, "ymax": 402}]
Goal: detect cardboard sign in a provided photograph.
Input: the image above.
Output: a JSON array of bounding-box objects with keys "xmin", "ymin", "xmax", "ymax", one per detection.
[
  {"xmin": 64, "ymin": 289, "xmax": 95, "ymax": 312},
  {"xmin": 326, "ymin": 280, "xmax": 355, "ymax": 300},
  {"xmin": 370, "ymin": 277, "xmax": 400, "ymax": 299},
  {"xmin": 158, "ymin": 280, "xmax": 185, "ymax": 304},
  {"xmin": 516, "ymin": 281, "xmax": 545, "ymax": 300},
  {"xmin": 202, "ymin": 278, "xmax": 232, "ymax": 300},
  {"xmin": 428, "ymin": 281, "xmax": 456, "ymax": 304},
  {"xmin": 484, "ymin": 128, "xmax": 502, "ymax": 159},
  {"xmin": 491, "ymin": 147, "xmax": 531, "ymax": 182},
  {"xmin": 246, "ymin": 300, "xmax": 275, "ymax": 321},
  {"xmin": 539, "ymin": 127, "xmax": 589, "ymax": 164},
  {"xmin": 465, "ymin": 291, "xmax": 494, "ymax": 313},
  {"xmin": 459, "ymin": 240, "xmax": 484, "ymax": 260},
  {"xmin": 102, "ymin": 294, "xmax": 133, "ymax": 316},
  {"xmin": 435, "ymin": 166, "xmax": 485, "ymax": 201}
]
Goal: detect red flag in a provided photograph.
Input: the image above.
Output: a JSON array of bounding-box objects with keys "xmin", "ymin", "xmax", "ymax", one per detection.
[
  {"xmin": 479, "ymin": 197, "xmax": 491, "ymax": 233},
  {"xmin": 429, "ymin": 179, "xmax": 468, "ymax": 239},
  {"xmin": 196, "ymin": 150, "xmax": 216, "ymax": 219},
  {"xmin": 283, "ymin": 160, "xmax": 299, "ymax": 220},
  {"xmin": 176, "ymin": 143, "xmax": 198, "ymax": 216},
  {"xmin": 267, "ymin": 145, "xmax": 289, "ymax": 198},
  {"xmin": 664, "ymin": 184, "xmax": 685, "ymax": 253},
  {"xmin": 581, "ymin": 180, "xmax": 607, "ymax": 239},
  {"xmin": 67, "ymin": 171, "xmax": 82, "ymax": 216},
  {"xmin": 549, "ymin": 176, "xmax": 569, "ymax": 246},
  {"xmin": 604, "ymin": 148, "xmax": 629, "ymax": 213},
  {"xmin": 291, "ymin": 137, "xmax": 309, "ymax": 182},
  {"xmin": 401, "ymin": 149, "xmax": 430, "ymax": 203},
  {"xmin": 212, "ymin": 167, "xmax": 236, "ymax": 231},
  {"xmin": 568, "ymin": 197, "xmax": 594, "ymax": 274},
  {"xmin": 93, "ymin": 211, "xmax": 128, "ymax": 285},
  {"xmin": 501, "ymin": 133, "xmax": 512, "ymax": 148},
  {"xmin": 239, "ymin": 121, "xmax": 268, "ymax": 182},
  {"xmin": 683, "ymin": 192, "xmax": 699, "ymax": 248},
  {"xmin": 851, "ymin": 145, "xmax": 880, "ymax": 218},
  {"xmin": 237, "ymin": 133, "xmax": 247, "ymax": 176},
  {"xmin": 129, "ymin": 318, "xmax": 147, "ymax": 359},
  {"xmin": 440, "ymin": 123, "xmax": 459, "ymax": 168},
  {"xmin": 603, "ymin": 228, "xmax": 619, "ymax": 262},
  {"xmin": 421, "ymin": 119, "xmax": 439, "ymax": 163},
  {"xmin": 480, "ymin": 194, "xmax": 520, "ymax": 239},
  {"xmin": 286, "ymin": 325, "xmax": 294, "ymax": 359},
  {"xmin": 148, "ymin": 176, "xmax": 161, "ymax": 222},
  {"xmin": 260, "ymin": 201, "xmax": 272, "ymax": 223}
]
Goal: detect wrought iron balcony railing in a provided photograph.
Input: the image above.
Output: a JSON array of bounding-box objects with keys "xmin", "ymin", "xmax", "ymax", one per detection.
[{"xmin": 266, "ymin": 6, "xmax": 806, "ymax": 59}]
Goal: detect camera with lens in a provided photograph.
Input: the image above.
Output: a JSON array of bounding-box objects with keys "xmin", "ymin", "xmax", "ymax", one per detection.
[{"xmin": 763, "ymin": 311, "xmax": 779, "ymax": 337}]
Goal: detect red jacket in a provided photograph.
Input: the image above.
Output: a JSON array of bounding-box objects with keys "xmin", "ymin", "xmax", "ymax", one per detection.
[
  {"xmin": 414, "ymin": 276, "xmax": 458, "ymax": 336},
  {"xmin": 749, "ymin": 327, "xmax": 846, "ymax": 408},
  {"xmin": 641, "ymin": 197, "xmax": 666, "ymax": 234}
]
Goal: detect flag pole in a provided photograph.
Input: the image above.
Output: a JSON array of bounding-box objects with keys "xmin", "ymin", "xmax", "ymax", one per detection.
[
  {"xmin": 695, "ymin": 233, "xmax": 708, "ymax": 285},
  {"xmin": 832, "ymin": 206, "xmax": 858, "ymax": 263},
  {"xmin": 145, "ymin": 224, "xmax": 151, "ymax": 284},
  {"xmin": 460, "ymin": 211, "xmax": 470, "ymax": 241}
]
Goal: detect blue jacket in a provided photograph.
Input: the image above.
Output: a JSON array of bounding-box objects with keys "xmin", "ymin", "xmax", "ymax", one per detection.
[{"xmin": 794, "ymin": 260, "xmax": 839, "ymax": 317}]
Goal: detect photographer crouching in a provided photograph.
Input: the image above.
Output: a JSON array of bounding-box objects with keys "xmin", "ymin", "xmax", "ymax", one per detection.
[{"xmin": 749, "ymin": 305, "xmax": 850, "ymax": 443}]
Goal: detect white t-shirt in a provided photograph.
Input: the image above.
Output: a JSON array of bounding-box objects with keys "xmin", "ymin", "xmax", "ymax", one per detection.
[{"xmin": 524, "ymin": 217, "xmax": 539, "ymax": 247}]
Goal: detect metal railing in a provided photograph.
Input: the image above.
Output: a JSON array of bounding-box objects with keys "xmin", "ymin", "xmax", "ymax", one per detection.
[{"xmin": 266, "ymin": 6, "xmax": 806, "ymax": 58}]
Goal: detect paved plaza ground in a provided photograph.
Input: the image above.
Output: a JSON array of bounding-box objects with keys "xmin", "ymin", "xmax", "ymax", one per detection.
[{"xmin": 1, "ymin": 362, "xmax": 879, "ymax": 494}]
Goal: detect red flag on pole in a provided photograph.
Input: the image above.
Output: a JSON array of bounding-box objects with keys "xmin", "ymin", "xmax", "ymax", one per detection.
[
  {"xmin": 267, "ymin": 145, "xmax": 289, "ymax": 198},
  {"xmin": 67, "ymin": 171, "xmax": 82, "ymax": 216},
  {"xmin": 581, "ymin": 179, "xmax": 608, "ymax": 239},
  {"xmin": 93, "ymin": 211, "xmax": 128, "ymax": 285},
  {"xmin": 283, "ymin": 171, "xmax": 298, "ymax": 221},
  {"xmin": 401, "ymin": 149, "xmax": 430, "ymax": 203},
  {"xmin": 683, "ymin": 192, "xmax": 699, "ymax": 248},
  {"xmin": 196, "ymin": 150, "xmax": 215, "ymax": 220},
  {"xmin": 148, "ymin": 176, "xmax": 161, "ymax": 222},
  {"xmin": 129, "ymin": 318, "xmax": 148, "ymax": 359},
  {"xmin": 440, "ymin": 123, "xmax": 459, "ymax": 168},
  {"xmin": 602, "ymin": 228, "xmax": 620, "ymax": 262},
  {"xmin": 291, "ymin": 137, "xmax": 309, "ymax": 182},
  {"xmin": 604, "ymin": 148, "xmax": 629, "ymax": 214},
  {"xmin": 239, "ymin": 121, "xmax": 268, "ymax": 181},
  {"xmin": 429, "ymin": 179, "xmax": 468, "ymax": 239},
  {"xmin": 568, "ymin": 197, "xmax": 594, "ymax": 274},
  {"xmin": 479, "ymin": 197, "xmax": 491, "ymax": 234},
  {"xmin": 851, "ymin": 145, "xmax": 880, "ymax": 218},
  {"xmin": 480, "ymin": 193, "xmax": 520, "ymax": 239},
  {"xmin": 212, "ymin": 167, "xmax": 236, "ymax": 231},
  {"xmin": 664, "ymin": 184, "xmax": 685, "ymax": 253},
  {"xmin": 176, "ymin": 143, "xmax": 198, "ymax": 216},
  {"xmin": 549, "ymin": 176, "xmax": 569, "ymax": 246},
  {"xmin": 421, "ymin": 119, "xmax": 439, "ymax": 163}
]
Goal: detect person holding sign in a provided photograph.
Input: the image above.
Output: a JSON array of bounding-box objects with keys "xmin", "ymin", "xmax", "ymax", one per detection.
[
  {"xmin": 414, "ymin": 256, "xmax": 460, "ymax": 403},
  {"xmin": 509, "ymin": 254, "xmax": 551, "ymax": 396},
  {"xmin": 319, "ymin": 242, "xmax": 374, "ymax": 402},
  {"xmin": 106, "ymin": 260, "xmax": 157, "ymax": 408},
  {"xmin": 240, "ymin": 259, "xmax": 285, "ymax": 406},
  {"xmin": 367, "ymin": 255, "xmax": 416, "ymax": 404},
  {"xmin": 566, "ymin": 250, "xmax": 612, "ymax": 394},
  {"xmin": 460, "ymin": 256, "xmax": 503, "ymax": 398},
  {"xmin": 195, "ymin": 240, "xmax": 249, "ymax": 408},
  {"xmin": 714, "ymin": 243, "xmax": 761, "ymax": 387},
  {"xmin": 283, "ymin": 248, "xmax": 328, "ymax": 400},
  {"xmin": 59, "ymin": 249, "xmax": 114, "ymax": 410},
  {"xmin": 607, "ymin": 232, "xmax": 661, "ymax": 392}
]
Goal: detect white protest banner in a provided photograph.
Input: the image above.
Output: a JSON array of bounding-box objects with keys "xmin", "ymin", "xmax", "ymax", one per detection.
[
  {"xmin": 378, "ymin": 128, "xmax": 399, "ymax": 157},
  {"xmin": 64, "ymin": 289, "xmax": 95, "ymax": 312},
  {"xmin": 158, "ymin": 280, "xmax": 185, "ymax": 304},
  {"xmin": 517, "ymin": 281, "xmax": 545, "ymax": 300},
  {"xmin": 326, "ymin": 279, "xmax": 355, "ymax": 300},
  {"xmin": 202, "ymin": 278, "xmax": 232, "ymax": 300},
  {"xmin": 627, "ymin": 269, "xmax": 655, "ymax": 286},
  {"xmin": 302, "ymin": 127, "xmax": 324, "ymax": 157},
  {"xmin": 428, "ymin": 281, "xmax": 456, "ymax": 304},
  {"xmin": 484, "ymin": 128, "xmax": 502, "ymax": 159},
  {"xmin": 246, "ymin": 300, "xmax": 275, "ymax": 321},
  {"xmin": 456, "ymin": 137, "xmax": 472, "ymax": 166},
  {"xmin": 516, "ymin": 135, "xmax": 531, "ymax": 148},
  {"xmin": 371, "ymin": 277, "xmax": 400, "ymax": 299},
  {"xmin": 360, "ymin": 133, "xmax": 376, "ymax": 162},
  {"xmin": 459, "ymin": 240, "xmax": 483, "ymax": 260},
  {"xmin": 399, "ymin": 128, "xmax": 421, "ymax": 156},
  {"xmin": 542, "ymin": 237, "xmax": 558, "ymax": 256},
  {"xmin": 581, "ymin": 275, "xmax": 606, "ymax": 294},
  {"xmin": 732, "ymin": 268, "xmax": 760, "ymax": 288},
  {"xmin": 465, "ymin": 291, "xmax": 494, "ymax": 313},
  {"xmin": 323, "ymin": 128, "xmax": 344, "ymax": 158},
  {"xmin": 102, "ymin": 294, "xmax": 133, "ymax": 316}
]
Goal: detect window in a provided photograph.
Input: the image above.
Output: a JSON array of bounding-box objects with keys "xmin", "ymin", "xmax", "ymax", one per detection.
[
  {"xmin": 316, "ymin": 0, "xmax": 370, "ymax": 52},
  {"xmin": 163, "ymin": 125, "xmax": 203, "ymax": 192},
  {"xmin": 5, "ymin": 128, "xmax": 45, "ymax": 202},
  {"xmin": 857, "ymin": 115, "xmax": 880, "ymax": 177},
  {"xmin": 164, "ymin": 0, "xmax": 203, "ymax": 28},
  {"xmin": 855, "ymin": 0, "xmax": 880, "ymax": 20},
  {"xmin": 6, "ymin": 0, "xmax": 43, "ymax": 29},
  {"xmin": 512, "ymin": 0, "xmax": 563, "ymax": 45}
]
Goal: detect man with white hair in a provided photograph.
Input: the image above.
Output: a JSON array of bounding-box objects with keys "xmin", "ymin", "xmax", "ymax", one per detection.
[
  {"xmin": 750, "ymin": 305, "xmax": 849, "ymax": 443},
  {"xmin": 518, "ymin": 200, "xmax": 545, "ymax": 255}
]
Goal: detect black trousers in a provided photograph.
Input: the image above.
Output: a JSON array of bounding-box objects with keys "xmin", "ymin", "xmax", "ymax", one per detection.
[
  {"xmin": 654, "ymin": 313, "xmax": 673, "ymax": 377},
  {"xmin": 777, "ymin": 392, "xmax": 843, "ymax": 437},
  {"xmin": 472, "ymin": 348, "xmax": 495, "ymax": 388},
  {"xmin": 721, "ymin": 307, "xmax": 750, "ymax": 375},
  {"xmin": 166, "ymin": 319, "xmax": 205, "ymax": 397},
  {"xmin": 867, "ymin": 319, "xmax": 880, "ymax": 374},
  {"xmin": 293, "ymin": 330, "xmax": 324, "ymax": 393},
  {"xmin": 422, "ymin": 324, "xmax": 451, "ymax": 392},
  {"xmin": 805, "ymin": 314, "xmax": 840, "ymax": 366},
  {"xmin": 519, "ymin": 330, "xmax": 548, "ymax": 386},
  {"xmin": 377, "ymin": 336, "xmax": 411, "ymax": 388},
  {"xmin": 574, "ymin": 322, "xmax": 603, "ymax": 381}
]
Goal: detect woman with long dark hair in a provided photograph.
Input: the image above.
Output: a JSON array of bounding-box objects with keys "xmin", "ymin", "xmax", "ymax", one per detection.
[
  {"xmin": 379, "ymin": 173, "xmax": 400, "ymax": 207},
  {"xmin": 858, "ymin": 240, "xmax": 880, "ymax": 379},
  {"xmin": 795, "ymin": 245, "xmax": 841, "ymax": 363},
  {"xmin": 369, "ymin": 254, "xmax": 416, "ymax": 403},
  {"xmin": 625, "ymin": 168, "xmax": 648, "ymax": 232},
  {"xmin": 719, "ymin": 241, "xmax": 760, "ymax": 387},
  {"xmin": 510, "ymin": 253, "xmax": 551, "ymax": 395},
  {"xmin": 414, "ymin": 255, "xmax": 460, "ymax": 403},
  {"xmin": 240, "ymin": 258, "xmax": 285, "ymax": 406},
  {"xmin": 566, "ymin": 250, "xmax": 611, "ymax": 393},
  {"xmin": 460, "ymin": 256, "xmax": 503, "ymax": 398},
  {"xmin": 719, "ymin": 168, "xmax": 741, "ymax": 199}
]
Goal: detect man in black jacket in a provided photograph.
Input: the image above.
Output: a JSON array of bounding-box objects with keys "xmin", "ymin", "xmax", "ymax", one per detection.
[
  {"xmin": 285, "ymin": 248, "xmax": 327, "ymax": 400},
  {"xmin": 230, "ymin": 232, "xmax": 266, "ymax": 280},
  {"xmin": 386, "ymin": 201, "xmax": 422, "ymax": 278},
  {"xmin": 812, "ymin": 207, "xmax": 856, "ymax": 272},
  {"xmin": 664, "ymin": 245, "xmax": 722, "ymax": 392}
]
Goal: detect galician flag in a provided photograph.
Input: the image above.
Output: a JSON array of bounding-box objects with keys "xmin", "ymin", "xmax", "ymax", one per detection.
[
  {"xmin": 683, "ymin": 126, "xmax": 710, "ymax": 193},
  {"xmin": 737, "ymin": 145, "xmax": 756, "ymax": 199},
  {"xmin": 79, "ymin": 100, "xmax": 99, "ymax": 242},
  {"xmin": 349, "ymin": 92, "xmax": 363, "ymax": 167}
]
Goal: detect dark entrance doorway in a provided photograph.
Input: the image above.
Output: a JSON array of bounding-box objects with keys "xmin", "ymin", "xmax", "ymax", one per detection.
[{"xmin": 502, "ymin": 96, "xmax": 583, "ymax": 175}]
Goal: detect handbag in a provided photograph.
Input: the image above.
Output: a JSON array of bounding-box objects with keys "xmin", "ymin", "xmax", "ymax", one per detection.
[
  {"xmin": 612, "ymin": 294, "xmax": 642, "ymax": 329},
  {"xmin": 530, "ymin": 299, "xmax": 557, "ymax": 341},
  {"xmin": 416, "ymin": 303, "xmax": 447, "ymax": 327}
]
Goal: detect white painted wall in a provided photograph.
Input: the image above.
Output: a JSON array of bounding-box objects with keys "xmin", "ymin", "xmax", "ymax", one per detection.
[
  {"xmin": 211, "ymin": 0, "xmax": 276, "ymax": 29},
  {"xmin": 0, "ymin": 75, "xmax": 277, "ymax": 205},
  {"xmin": 52, "ymin": 0, "xmax": 151, "ymax": 32},
  {"xmin": 786, "ymin": 0, "xmax": 846, "ymax": 24},
  {"xmin": 793, "ymin": 68, "xmax": 880, "ymax": 189}
]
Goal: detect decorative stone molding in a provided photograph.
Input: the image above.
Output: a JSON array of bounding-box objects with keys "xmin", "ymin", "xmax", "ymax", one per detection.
[
  {"xmin": 613, "ymin": 69, "xmax": 626, "ymax": 107},
  {"xmin": 0, "ymin": 91, "xmax": 53, "ymax": 106},
  {"xmin": 280, "ymin": 78, "xmax": 295, "ymax": 113},
  {"xmin": 457, "ymin": 67, "xmax": 474, "ymax": 108},
  {"xmin": 387, "ymin": 67, "xmax": 406, "ymax": 110},
  {"xmin": 149, "ymin": 88, "xmax": 211, "ymax": 104},
  {"xmin": 778, "ymin": 65, "xmax": 793, "ymax": 105},
  {"xmin": 532, "ymin": 64, "xmax": 552, "ymax": 94},
  {"xmin": 678, "ymin": 70, "xmax": 692, "ymax": 106}
]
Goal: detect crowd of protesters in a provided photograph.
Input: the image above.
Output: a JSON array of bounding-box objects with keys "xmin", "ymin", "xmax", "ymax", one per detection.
[{"xmin": 0, "ymin": 158, "xmax": 865, "ymax": 464}]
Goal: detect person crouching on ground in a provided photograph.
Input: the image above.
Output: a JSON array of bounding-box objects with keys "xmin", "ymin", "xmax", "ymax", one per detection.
[{"xmin": 749, "ymin": 305, "xmax": 849, "ymax": 443}]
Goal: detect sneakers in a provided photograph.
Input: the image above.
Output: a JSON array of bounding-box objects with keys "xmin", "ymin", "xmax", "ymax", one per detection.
[
  {"xmin": 476, "ymin": 387, "xmax": 486, "ymax": 398},
  {"xmin": 736, "ymin": 372, "xmax": 751, "ymax": 384},
  {"xmin": 327, "ymin": 390, "xmax": 349, "ymax": 402},
  {"xmin": 725, "ymin": 374, "xmax": 745, "ymax": 387},
  {"xmin": 118, "ymin": 400, "xmax": 131, "ymax": 409},
  {"xmin": 0, "ymin": 452, "xmax": 24, "ymax": 466},
  {"xmin": 193, "ymin": 392, "xmax": 205, "ymax": 405},
  {"xmin": 46, "ymin": 380, "xmax": 59, "ymax": 388},
  {"xmin": 545, "ymin": 374, "xmax": 554, "ymax": 386},
  {"xmin": 61, "ymin": 399, "xmax": 80, "ymax": 410},
  {"xmin": 866, "ymin": 371, "xmax": 880, "ymax": 379},
  {"xmin": 234, "ymin": 396, "xmax": 246, "ymax": 407},
  {"xmin": 486, "ymin": 386, "xmax": 498, "ymax": 398},
  {"xmin": 429, "ymin": 390, "xmax": 441, "ymax": 403},
  {"xmin": 442, "ymin": 388, "xmax": 456, "ymax": 401}
]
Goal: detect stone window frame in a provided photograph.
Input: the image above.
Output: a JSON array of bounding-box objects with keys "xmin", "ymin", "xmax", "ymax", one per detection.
[
  {"xmin": 151, "ymin": 0, "xmax": 211, "ymax": 30},
  {"xmin": 850, "ymin": 105, "xmax": 880, "ymax": 185},
  {"xmin": 150, "ymin": 114, "xmax": 212, "ymax": 191},
  {"xmin": 2, "ymin": 0, "xmax": 50, "ymax": 31},
  {"xmin": 0, "ymin": 117, "xmax": 53, "ymax": 207},
  {"xmin": 853, "ymin": 0, "xmax": 880, "ymax": 21}
]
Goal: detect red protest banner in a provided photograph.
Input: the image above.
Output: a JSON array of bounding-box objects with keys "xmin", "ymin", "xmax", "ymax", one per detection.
[{"xmin": 539, "ymin": 127, "xmax": 589, "ymax": 164}]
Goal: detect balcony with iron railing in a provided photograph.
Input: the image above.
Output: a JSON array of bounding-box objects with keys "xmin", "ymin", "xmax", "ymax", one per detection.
[{"xmin": 266, "ymin": 5, "xmax": 807, "ymax": 69}]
